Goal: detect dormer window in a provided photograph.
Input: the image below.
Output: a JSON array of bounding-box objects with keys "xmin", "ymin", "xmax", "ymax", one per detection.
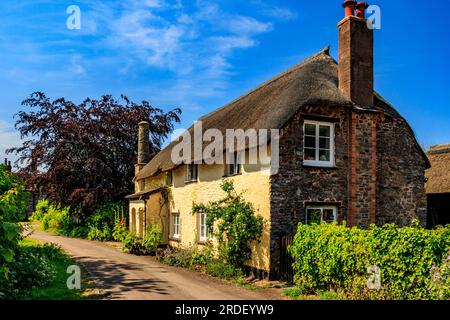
[
  {"xmin": 227, "ymin": 152, "xmax": 242, "ymax": 176},
  {"xmin": 166, "ymin": 170, "xmax": 173, "ymax": 186},
  {"xmin": 186, "ymin": 164, "xmax": 198, "ymax": 182},
  {"xmin": 303, "ymin": 120, "xmax": 334, "ymax": 167}
]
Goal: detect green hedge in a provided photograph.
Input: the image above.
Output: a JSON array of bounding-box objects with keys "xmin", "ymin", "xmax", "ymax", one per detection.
[{"xmin": 289, "ymin": 221, "xmax": 450, "ymax": 300}]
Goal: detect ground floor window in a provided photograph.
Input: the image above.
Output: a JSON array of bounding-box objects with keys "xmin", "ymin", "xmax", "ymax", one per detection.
[
  {"xmin": 199, "ymin": 212, "xmax": 212, "ymax": 242},
  {"xmin": 171, "ymin": 213, "xmax": 180, "ymax": 239},
  {"xmin": 306, "ymin": 206, "xmax": 337, "ymax": 224}
]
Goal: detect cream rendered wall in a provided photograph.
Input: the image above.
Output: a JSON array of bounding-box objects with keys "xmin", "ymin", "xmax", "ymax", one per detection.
[
  {"xmin": 132, "ymin": 150, "xmax": 273, "ymax": 272},
  {"xmin": 167, "ymin": 161, "xmax": 271, "ymax": 272},
  {"xmin": 129, "ymin": 200, "xmax": 145, "ymax": 237}
]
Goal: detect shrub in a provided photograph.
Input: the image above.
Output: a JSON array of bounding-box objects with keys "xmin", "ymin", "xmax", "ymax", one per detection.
[
  {"xmin": 112, "ymin": 220, "xmax": 128, "ymax": 242},
  {"xmin": 429, "ymin": 250, "xmax": 450, "ymax": 300},
  {"xmin": 289, "ymin": 221, "xmax": 450, "ymax": 300},
  {"xmin": 157, "ymin": 247, "xmax": 194, "ymax": 268},
  {"xmin": 85, "ymin": 203, "xmax": 123, "ymax": 241},
  {"xmin": 70, "ymin": 226, "xmax": 88, "ymax": 238},
  {"xmin": 0, "ymin": 243, "xmax": 62, "ymax": 299},
  {"xmin": 33, "ymin": 200, "xmax": 126, "ymax": 242},
  {"xmin": 122, "ymin": 225, "xmax": 162, "ymax": 255},
  {"xmin": 142, "ymin": 225, "xmax": 163, "ymax": 253},
  {"xmin": 41, "ymin": 205, "xmax": 72, "ymax": 235},
  {"xmin": 30, "ymin": 199, "xmax": 50, "ymax": 222},
  {"xmin": 0, "ymin": 164, "xmax": 28, "ymax": 283},
  {"xmin": 192, "ymin": 180, "xmax": 264, "ymax": 268},
  {"xmin": 156, "ymin": 246, "xmax": 213, "ymax": 270},
  {"xmin": 205, "ymin": 260, "xmax": 243, "ymax": 279}
]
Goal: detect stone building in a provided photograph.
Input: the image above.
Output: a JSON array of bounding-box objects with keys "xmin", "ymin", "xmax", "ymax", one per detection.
[
  {"xmin": 426, "ymin": 144, "xmax": 450, "ymax": 228},
  {"xmin": 126, "ymin": 2, "xmax": 429, "ymax": 279}
]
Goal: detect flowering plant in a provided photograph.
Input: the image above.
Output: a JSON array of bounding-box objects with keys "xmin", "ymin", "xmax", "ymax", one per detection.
[{"xmin": 429, "ymin": 250, "xmax": 450, "ymax": 300}]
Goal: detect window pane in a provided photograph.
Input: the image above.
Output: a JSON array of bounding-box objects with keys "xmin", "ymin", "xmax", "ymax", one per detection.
[
  {"xmin": 319, "ymin": 149, "xmax": 330, "ymax": 161},
  {"xmin": 323, "ymin": 209, "xmax": 336, "ymax": 223},
  {"xmin": 307, "ymin": 209, "xmax": 321, "ymax": 224},
  {"xmin": 305, "ymin": 136, "xmax": 316, "ymax": 148},
  {"xmin": 319, "ymin": 137, "xmax": 330, "ymax": 149},
  {"xmin": 304, "ymin": 148, "xmax": 316, "ymax": 161},
  {"xmin": 319, "ymin": 125, "xmax": 331, "ymax": 137},
  {"xmin": 305, "ymin": 123, "xmax": 316, "ymax": 136}
]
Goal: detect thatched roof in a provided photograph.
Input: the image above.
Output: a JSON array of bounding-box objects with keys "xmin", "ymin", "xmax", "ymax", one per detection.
[
  {"xmin": 426, "ymin": 144, "xmax": 450, "ymax": 194},
  {"xmin": 136, "ymin": 47, "xmax": 427, "ymax": 180}
]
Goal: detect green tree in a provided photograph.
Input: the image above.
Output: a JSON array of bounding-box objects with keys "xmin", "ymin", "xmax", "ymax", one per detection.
[
  {"xmin": 192, "ymin": 180, "xmax": 264, "ymax": 268},
  {"xmin": 0, "ymin": 164, "xmax": 29, "ymax": 280}
]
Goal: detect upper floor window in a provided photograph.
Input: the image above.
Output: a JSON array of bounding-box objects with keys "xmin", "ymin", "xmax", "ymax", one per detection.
[
  {"xmin": 186, "ymin": 164, "xmax": 198, "ymax": 182},
  {"xmin": 166, "ymin": 170, "xmax": 173, "ymax": 186},
  {"xmin": 227, "ymin": 152, "xmax": 242, "ymax": 176},
  {"xmin": 306, "ymin": 206, "xmax": 337, "ymax": 225},
  {"xmin": 303, "ymin": 120, "xmax": 334, "ymax": 167}
]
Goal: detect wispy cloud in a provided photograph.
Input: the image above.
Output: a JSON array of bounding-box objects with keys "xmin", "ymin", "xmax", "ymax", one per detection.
[
  {"xmin": 0, "ymin": 0, "xmax": 296, "ymax": 115},
  {"xmin": 93, "ymin": 0, "xmax": 275, "ymax": 98}
]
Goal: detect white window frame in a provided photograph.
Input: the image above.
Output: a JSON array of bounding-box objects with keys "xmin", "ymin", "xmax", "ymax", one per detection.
[
  {"xmin": 185, "ymin": 164, "xmax": 198, "ymax": 182},
  {"xmin": 305, "ymin": 206, "xmax": 337, "ymax": 224},
  {"xmin": 303, "ymin": 120, "xmax": 335, "ymax": 167},
  {"xmin": 171, "ymin": 212, "xmax": 180, "ymax": 239},
  {"xmin": 199, "ymin": 212, "xmax": 212, "ymax": 242}
]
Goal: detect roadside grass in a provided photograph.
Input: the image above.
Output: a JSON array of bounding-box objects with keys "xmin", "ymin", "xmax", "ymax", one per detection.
[
  {"xmin": 20, "ymin": 238, "xmax": 104, "ymax": 300},
  {"xmin": 283, "ymin": 287, "xmax": 347, "ymax": 300}
]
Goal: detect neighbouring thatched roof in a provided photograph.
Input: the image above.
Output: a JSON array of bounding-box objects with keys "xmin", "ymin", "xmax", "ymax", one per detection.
[
  {"xmin": 136, "ymin": 47, "xmax": 428, "ymax": 180},
  {"xmin": 426, "ymin": 144, "xmax": 450, "ymax": 194}
]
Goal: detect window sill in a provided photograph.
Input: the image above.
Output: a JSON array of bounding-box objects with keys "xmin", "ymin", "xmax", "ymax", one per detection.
[
  {"xmin": 302, "ymin": 164, "xmax": 338, "ymax": 170},
  {"xmin": 184, "ymin": 179, "xmax": 198, "ymax": 185},
  {"xmin": 223, "ymin": 172, "xmax": 242, "ymax": 178},
  {"xmin": 197, "ymin": 239, "xmax": 213, "ymax": 245},
  {"xmin": 169, "ymin": 236, "xmax": 181, "ymax": 242}
]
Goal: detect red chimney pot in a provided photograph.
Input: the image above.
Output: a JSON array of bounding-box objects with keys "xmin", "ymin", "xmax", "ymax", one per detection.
[
  {"xmin": 356, "ymin": 2, "xmax": 369, "ymax": 18},
  {"xmin": 342, "ymin": 0, "xmax": 357, "ymax": 17}
]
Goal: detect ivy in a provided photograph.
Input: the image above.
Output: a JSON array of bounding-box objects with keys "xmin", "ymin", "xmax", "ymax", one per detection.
[{"xmin": 192, "ymin": 180, "xmax": 264, "ymax": 268}]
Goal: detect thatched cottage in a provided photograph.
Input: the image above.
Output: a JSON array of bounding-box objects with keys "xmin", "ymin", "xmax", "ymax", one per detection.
[
  {"xmin": 426, "ymin": 144, "xmax": 450, "ymax": 227},
  {"xmin": 126, "ymin": 2, "xmax": 430, "ymax": 279}
]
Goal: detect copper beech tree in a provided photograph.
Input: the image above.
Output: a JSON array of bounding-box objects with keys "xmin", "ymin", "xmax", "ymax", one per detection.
[{"xmin": 7, "ymin": 92, "xmax": 181, "ymax": 219}]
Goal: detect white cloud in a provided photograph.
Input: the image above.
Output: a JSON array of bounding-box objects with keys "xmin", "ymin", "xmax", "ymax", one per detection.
[
  {"xmin": 263, "ymin": 6, "xmax": 298, "ymax": 21},
  {"xmin": 250, "ymin": 0, "xmax": 298, "ymax": 22},
  {"xmin": 100, "ymin": 0, "xmax": 274, "ymax": 99}
]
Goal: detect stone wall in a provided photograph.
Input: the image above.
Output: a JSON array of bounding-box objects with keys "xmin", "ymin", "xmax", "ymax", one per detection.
[
  {"xmin": 376, "ymin": 114, "xmax": 428, "ymax": 226},
  {"xmin": 269, "ymin": 105, "xmax": 428, "ymax": 278},
  {"xmin": 269, "ymin": 105, "xmax": 350, "ymax": 278}
]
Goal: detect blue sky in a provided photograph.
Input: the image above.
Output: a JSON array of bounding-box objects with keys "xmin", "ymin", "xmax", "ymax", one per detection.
[{"xmin": 1, "ymin": 0, "xmax": 449, "ymax": 164}]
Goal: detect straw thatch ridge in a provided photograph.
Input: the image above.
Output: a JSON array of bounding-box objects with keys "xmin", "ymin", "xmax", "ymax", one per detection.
[
  {"xmin": 136, "ymin": 47, "xmax": 428, "ymax": 180},
  {"xmin": 426, "ymin": 144, "xmax": 450, "ymax": 194}
]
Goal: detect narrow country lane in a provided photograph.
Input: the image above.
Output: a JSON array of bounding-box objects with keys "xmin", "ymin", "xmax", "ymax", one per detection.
[{"xmin": 29, "ymin": 231, "xmax": 275, "ymax": 300}]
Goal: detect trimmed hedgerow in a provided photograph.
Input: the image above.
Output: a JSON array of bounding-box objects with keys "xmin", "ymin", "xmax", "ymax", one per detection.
[{"xmin": 289, "ymin": 221, "xmax": 450, "ymax": 300}]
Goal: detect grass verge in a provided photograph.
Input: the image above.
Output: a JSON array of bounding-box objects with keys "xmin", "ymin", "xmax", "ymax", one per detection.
[{"xmin": 21, "ymin": 238, "xmax": 103, "ymax": 300}]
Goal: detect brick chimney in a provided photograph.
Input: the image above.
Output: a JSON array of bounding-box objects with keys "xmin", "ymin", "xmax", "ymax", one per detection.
[
  {"xmin": 338, "ymin": 1, "xmax": 374, "ymax": 107},
  {"xmin": 4, "ymin": 158, "xmax": 12, "ymax": 172},
  {"xmin": 136, "ymin": 121, "xmax": 150, "ymax": 175}
]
